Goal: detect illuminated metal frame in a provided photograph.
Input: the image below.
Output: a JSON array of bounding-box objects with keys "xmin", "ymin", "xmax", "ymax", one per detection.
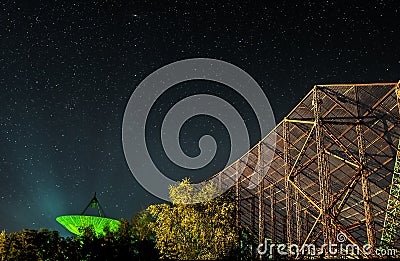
[{"xmin": 210, "ymin": 82, "xmax": 400, "ymax": 259}]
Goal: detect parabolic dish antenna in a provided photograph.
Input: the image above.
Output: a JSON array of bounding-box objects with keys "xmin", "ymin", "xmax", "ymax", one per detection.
[{"xmin": 56, "ymin": 193, "xmax": 121, "ymax": 236}]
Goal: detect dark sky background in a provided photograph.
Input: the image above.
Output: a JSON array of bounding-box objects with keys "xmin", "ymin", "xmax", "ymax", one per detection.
[{"xmin": 0, "ymin": 0, "xmax": 399, "ymax": 236}]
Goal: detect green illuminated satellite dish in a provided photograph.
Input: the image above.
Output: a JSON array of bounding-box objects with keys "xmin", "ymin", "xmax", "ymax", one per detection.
[
  {"xmin": 56, "ymin": 193, "xmax": 121, "ymax": 236},
  {"xmin": 56, "ymin": 215, "xmax": 120, "ymax": 236}
]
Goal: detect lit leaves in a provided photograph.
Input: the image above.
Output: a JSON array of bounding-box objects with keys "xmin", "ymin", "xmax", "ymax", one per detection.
[{"xmin": 147, "ymin": 178, "xmax": 238, "ymax": 260}]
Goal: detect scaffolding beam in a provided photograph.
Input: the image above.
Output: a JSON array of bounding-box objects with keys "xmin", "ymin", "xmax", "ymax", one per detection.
[
  {"xmin": 258, "ymin": 143, "xmax": 265, "ymax": 246},
  {"xmin": 355, "ymin": 86, "xmax": 376, "ymax": 252},
  {"xmin": 313, "ymin": 87, "xmax": 333, "ymax": 246},
  {"xmin": 295, "ymin": 174, "xmax": 302, "ymax": 245},
  {"xmin": 235, "ymin": 161, "xmax": 241, "ymax": 229},
  {"xmin": 283, "ymin": 120, "xmax": 293, "ymax": 247}
]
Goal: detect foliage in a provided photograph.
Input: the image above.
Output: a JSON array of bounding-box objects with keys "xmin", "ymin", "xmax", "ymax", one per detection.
[
  {"xmin": 228, "ymin": 228, "xmax": 260, "ymax": 260},
  {"xmin": 0, "ymin": 179, "xmax": 256, "ymax": 260},
  {"xmin": 131, "ymin": 209, "xmax": 154, "ymax": 241},
  {"xmin": 0, "ymin": 228, "xmax": 64, "ymax": 261},
  {"xmin": 147, "ymin": 178, "xmax": 239, "ymax": 260},
  {"xmin": 0, "ymin": 218, "xmax": 159, "ymax": 261}
]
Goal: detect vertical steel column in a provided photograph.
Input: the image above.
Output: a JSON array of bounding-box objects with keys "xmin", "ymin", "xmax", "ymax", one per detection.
[
  {"xmin": 283, "ymin": 119, "xmax": 293, "ymax": 246},
  {"xmin": 381, "ymin": 82, "xmax": 400, "ymax": 248},
  {"xmin": 218, "ymin": 171, "xmax": 222, "ymax": 192},
  {"xmin": 312, "ymin": 86, "xmax": 332, "ymax": 245},
  {"xmin": 356, "ymin": 124, "xmax": 376, "ymax": 249},
  {"xmin": 355, "ymin": 86, "xmax": 376, "ymax": 251},
  {"xmin": 270, "ymin": 186, "xmax": 276, "ymax": 243},
  {"xmin": 304, "ymin": 210, "xmax": 309, "ymax": 239},
  {"xmin": 270, "ymin": 186, "xmax": 276, "ymax": 259},
  {"xmin": 235, "ymin": 161, "xmax": 241, "ymax": 229},
  {"xmin": 251, "ymin": 197, "xmax": 256, "ymax": 231},
  {"xmin": 295, "ymin": 179, "xmax": 302, "ymax": 245},
  {"xmin": 258, "ymin": 143, "xmax": 265, "ymax": 246}
]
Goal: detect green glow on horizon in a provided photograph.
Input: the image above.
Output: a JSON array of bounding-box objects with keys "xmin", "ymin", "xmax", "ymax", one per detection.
[{"xmin": 56, "ymin": 215, "xmax": 120, "ymax": 236}]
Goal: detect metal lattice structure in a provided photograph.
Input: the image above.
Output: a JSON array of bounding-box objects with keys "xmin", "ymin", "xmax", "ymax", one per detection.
[
  {"xmin": 212, "ymin": 82, "xmax": 400, "ymax": 258},
  {"xmin": 381, "ymin": 86, "xmax": 400, "ymax": 248}
]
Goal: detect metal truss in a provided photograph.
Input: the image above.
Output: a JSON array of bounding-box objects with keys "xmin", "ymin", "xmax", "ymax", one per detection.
[
  {"xmin": 381, "ymin": 82, "xmax": 400, "ymax": 248},
  {"xmin": 211, "ymin": 82, "xmax": 400, "ymax": 259}
]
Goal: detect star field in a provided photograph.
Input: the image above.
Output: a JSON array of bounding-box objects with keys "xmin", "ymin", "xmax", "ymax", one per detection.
[{"xmin": 0, "ymin": 0, "xmax": 399, "ymax": 235}]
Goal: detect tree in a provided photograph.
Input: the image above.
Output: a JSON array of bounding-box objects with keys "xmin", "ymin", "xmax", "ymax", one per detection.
[
  {"xmin": 0, "ymin": 230, "xmax": 7, "ymax": 261},
  {"xmin": 148, "ymin": 178, "xmax": 239, "ymax": 260},
  {"xmin": 131, "ymin": 210, "xmax": 154, "ymax": 242},
  {"xmin": 71, "ymin": 218, "xmax": 159, "ymax": 260},
  {"xmin": 0, "ymin": 221, "xmax": 160, "ymax": 260}
]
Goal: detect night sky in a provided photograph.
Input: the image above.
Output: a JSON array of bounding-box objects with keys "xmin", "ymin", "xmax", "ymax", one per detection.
[{"xmin": 1, "ymin": 0, "xmax": 399, "ymax": 236}]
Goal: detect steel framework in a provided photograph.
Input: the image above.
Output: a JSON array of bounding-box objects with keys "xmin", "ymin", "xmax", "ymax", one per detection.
[{"xmin": 212, "ymin": 82, "xmax": 400, "ymax": 258}]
